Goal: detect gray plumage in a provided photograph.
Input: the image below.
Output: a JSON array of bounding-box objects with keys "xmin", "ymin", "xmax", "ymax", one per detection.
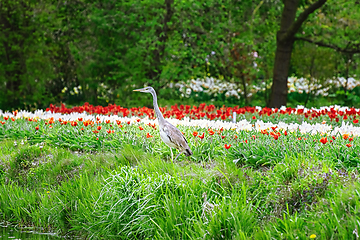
[{"xmin": 133, "ymin": 86, "xmax": 193, "ymax": 160}]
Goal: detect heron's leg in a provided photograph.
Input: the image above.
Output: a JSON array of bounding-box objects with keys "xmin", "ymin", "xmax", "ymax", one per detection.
[
  {"xmin": 174, "ymin": 151, "xmax": 182, "ymax": 161},
  {"xmin": 170, "ymin": 148, "xmax": 174, "ymax": 161}
]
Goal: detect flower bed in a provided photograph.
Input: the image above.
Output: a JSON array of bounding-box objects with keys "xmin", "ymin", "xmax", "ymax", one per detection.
[
  {"xmin": 44, "ymin": 103, "xmax": 360, "ymax": 123},
  {"xmin": 1, "ymin": 103, "xmax": 359, "ymax": 167},
  {"xmin": 172, "ymin": 76, "xmax": 360, "ymax": 99}
]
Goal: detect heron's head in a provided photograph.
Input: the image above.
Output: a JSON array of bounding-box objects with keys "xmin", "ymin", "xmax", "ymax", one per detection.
[{"xmin": 133, "ymin": 86, "xmax": 154, "ymax": 93}]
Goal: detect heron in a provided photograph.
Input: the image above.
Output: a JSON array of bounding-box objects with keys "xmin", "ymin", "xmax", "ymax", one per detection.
[{"xmin": 133, "ymin": 86, "xmax": 193, "ymax": 161}]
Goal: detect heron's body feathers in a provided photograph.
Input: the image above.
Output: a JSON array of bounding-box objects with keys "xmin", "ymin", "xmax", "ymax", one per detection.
[{"xmin": 160, "ymin": 121, "xmax": 192, "ymax": 156}]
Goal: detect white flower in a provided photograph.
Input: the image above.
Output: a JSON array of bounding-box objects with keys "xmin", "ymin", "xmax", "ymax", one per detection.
[{"xmin": 333, "ymin": 105, "xmax": 341, "ymax": 111}]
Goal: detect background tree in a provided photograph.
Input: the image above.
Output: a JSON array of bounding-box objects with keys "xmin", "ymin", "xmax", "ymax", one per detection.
[
  {"xmin": 0, "ymin": 0, "xmax": 56, "ymax": 109},
  {"xmin": 269, "ymin": 0, "xmax": 327, "ymax": 108},
  {"xmin": 269, "ymin": 0, "xmax": 360, "ymax": 107}
]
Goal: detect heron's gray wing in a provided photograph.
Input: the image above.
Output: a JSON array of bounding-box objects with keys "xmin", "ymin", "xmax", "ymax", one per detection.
[{"xmin": 163, "ymin": 121, "xmax": 189, "ymax": 149}]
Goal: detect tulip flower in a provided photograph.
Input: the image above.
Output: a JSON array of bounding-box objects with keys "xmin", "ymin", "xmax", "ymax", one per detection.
[
  {"xmin": 320, "ymin": 137, "xmax": 328, "ymax": 144},
  {"xmin": 224, "ymin": 144, "xmax": 231, "ymax": 149}
]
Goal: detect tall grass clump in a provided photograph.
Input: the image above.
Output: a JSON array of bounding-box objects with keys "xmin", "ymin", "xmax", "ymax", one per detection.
[{"xmin": 79, "ymin": 166, "xmax": 179, "ymax": 238}]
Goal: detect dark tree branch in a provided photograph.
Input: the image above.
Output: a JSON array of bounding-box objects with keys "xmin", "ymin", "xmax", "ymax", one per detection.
[
  {"xmin": 295, "ymin": 37, "xmax": 360, "ymax": 53},
  {"xmin": 281, "ymin": 0, "xmax": 327, "ymax": 41}
]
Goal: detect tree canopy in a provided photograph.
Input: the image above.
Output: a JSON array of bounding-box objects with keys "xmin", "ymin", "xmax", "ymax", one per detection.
[{"xmin": 0, "ymin": 0, "xmax": 359, "ymax": 110}]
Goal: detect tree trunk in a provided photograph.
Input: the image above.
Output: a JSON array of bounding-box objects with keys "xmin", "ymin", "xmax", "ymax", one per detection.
[
  {"xmin": 269, "ymin": 0, "xmax": 299, "ymax": 108},
  {"xmin": 269, "ymin": 37, "xmax": 294, "ymax": 107},
  {"xmin": 269, "ymin": 0, "xmax": 327, "ymax": 108}
]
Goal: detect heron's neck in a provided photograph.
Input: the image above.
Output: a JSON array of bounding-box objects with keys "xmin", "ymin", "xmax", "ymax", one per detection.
[{"xmin": 151, "ymin": 91, "xmax": 166, "ymax": 125}]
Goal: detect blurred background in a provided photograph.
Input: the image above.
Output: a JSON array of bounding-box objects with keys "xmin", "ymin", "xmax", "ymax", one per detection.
[{"xmin": 0, "ymin": 0, "xmax": 359, "ymax": 111}]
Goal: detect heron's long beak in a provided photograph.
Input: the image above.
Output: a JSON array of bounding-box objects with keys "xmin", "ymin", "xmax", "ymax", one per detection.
[{"xmin": 133, "ymin": 88, "xmax": 146, "ymax": 92}]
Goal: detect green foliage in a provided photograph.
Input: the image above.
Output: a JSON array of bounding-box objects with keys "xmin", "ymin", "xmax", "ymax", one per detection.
[
  {"xmin": 0, "ymin": 1, "xmax": 56, "ymax": 110},
  {"xmin": 1, "ymin": 0, "xmax": 360, "ymax": 109},
  {"xmin": 0, "ymin": 0, "xmax": 282, "ymax": 109}
]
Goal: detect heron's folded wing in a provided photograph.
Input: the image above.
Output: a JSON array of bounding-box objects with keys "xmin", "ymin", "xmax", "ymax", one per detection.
[{"xmin": 163, "ymin": 122, "xmax": 189, "ymax": 149}]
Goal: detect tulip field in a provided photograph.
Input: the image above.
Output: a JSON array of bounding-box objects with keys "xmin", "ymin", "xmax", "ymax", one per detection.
[{"xmin": 1, "ymin": 103, "xmax": 360, "ymax": 239}]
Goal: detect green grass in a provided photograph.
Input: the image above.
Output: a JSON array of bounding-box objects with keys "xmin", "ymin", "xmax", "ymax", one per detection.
[
  {"xmin": 0, "ymin": 139, "xmax": 359, "ymax": 239},
  {"xmin": 1, "ymin": 114, "xmax": 360, "ymax": 239}
]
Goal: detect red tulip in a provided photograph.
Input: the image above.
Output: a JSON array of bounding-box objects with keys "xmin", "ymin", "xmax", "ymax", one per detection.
[
  {"xmin": 320, "ymin": 137, "xmax": 328, "ymax": 144},
  {"xmin": 224, "ymin": 144, "xmax": 231, "ymax": 149}
]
